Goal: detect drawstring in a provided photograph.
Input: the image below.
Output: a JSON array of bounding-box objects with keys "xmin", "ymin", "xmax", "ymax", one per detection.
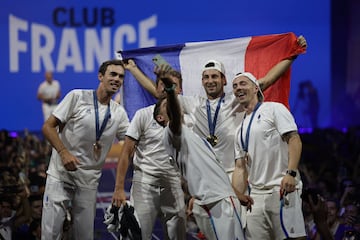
[
  {"xmin": 203, "ymin": 205, "xmax": 219, "ymax": 240},
  {"xmin": 279, "ymin": 191, "xmax": 290, "ymax": 238},
  {"xmin": 230, "ymin": 196, "xmax": 246, "ymax": 240}
]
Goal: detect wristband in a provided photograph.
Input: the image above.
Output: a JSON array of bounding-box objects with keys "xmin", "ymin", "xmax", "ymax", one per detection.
[
  {"xmin": 286, "ymin": 169, "xmax": 297, "ymax": 177},
  {"xmin": 164, "ymin": 84, "xmax": 176, "ymax": 93}
]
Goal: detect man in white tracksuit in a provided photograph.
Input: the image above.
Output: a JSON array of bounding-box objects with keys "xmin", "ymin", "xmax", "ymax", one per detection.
[
  {"xmin": 232, "ymin": 72, "xmax": 307, "ymax": 240},
  {"xmin": 157, "ymin": 74, "xmax": 253, "ymax": 240},
  {"xmin": 111, "ymin": 69, "xmax": 187, "ymax": 240},
  {"xmin": 41, "ymin": 60, "xmax": 129, "ymax": 240}
]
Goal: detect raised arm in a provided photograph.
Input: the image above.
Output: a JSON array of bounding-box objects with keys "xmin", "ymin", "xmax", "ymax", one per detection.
[
  {"xmin": 308, "ymin": 196, "xmax": 335, "ymax": 240},
  {"xmin": 258, "ymin": 35, "xmax": 307, "ymax": 91},
  {"xmin": 160, "ymin": 75, "xmax": 182, "ymax": 136},
  {"xmin": 123, "ymin": 59, "xmax": 158, "ymax": 97}
]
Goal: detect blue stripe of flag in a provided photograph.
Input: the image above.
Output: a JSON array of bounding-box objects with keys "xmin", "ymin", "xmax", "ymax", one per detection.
[{"xmin": 119, "ymin": 44, "xmax": 185, "ymax": 119}]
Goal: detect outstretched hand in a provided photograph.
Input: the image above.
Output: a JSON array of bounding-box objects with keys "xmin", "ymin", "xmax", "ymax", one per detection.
[
  {"xmin": 155, "ymin": 65, "xmax": 175, "ymax": 89},
  {"xmin": 160, "ymin": 75, "xmax": 175, "ymax": 89},
  {"xmin": 297, "ymin": 35, "xmax": 307, "ymax": 49},
  {"xmin": 154, "ymin": 64, "xmax": 172, "ymax": 79},
  {"xmin": 122, "ymin": 59, "xmax": 137, "ymax": 70}
]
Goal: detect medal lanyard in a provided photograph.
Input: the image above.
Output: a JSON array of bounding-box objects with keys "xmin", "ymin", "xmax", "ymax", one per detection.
[
  {"xmin": 93, "ymin": 90, "xmax": 111, "ymax": 142},
  {"xmin": 240, "ymin": 102, "xmax": 262, "ymax": 152},
  {"xmin": 206, "ymin": 93, "xmax": 225, "ymax": 137}
]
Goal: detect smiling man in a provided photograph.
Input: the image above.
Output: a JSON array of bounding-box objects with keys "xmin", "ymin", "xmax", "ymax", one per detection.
[
  {"xmin": 41, "ymin": 59, "xmax": 129, "ymax": 240},
  {"xmin": 232, "ymin": 72, "xmax": 306, "ymax": 240}
]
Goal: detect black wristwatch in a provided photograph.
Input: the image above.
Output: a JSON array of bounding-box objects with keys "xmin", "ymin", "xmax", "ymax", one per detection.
[{"xmin": 286, "ymin": 169, "xmax": 297, "ymax": 177}]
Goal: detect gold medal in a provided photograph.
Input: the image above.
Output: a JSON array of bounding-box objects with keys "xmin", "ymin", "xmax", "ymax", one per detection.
[
  {"xmin": 206, "ymin": 135, "xmax": 218, "ymax": 147},
  {"xmin": 93, "ymin": 141, "xmax": 102, "ymax": 161}
]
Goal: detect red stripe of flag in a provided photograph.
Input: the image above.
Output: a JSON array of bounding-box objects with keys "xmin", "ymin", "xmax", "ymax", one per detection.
[{"xmin": 245, "ymin": 32, "xmax": 306, "ymax": 109}]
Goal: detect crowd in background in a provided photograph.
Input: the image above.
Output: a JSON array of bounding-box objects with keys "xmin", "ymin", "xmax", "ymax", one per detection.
[
  {"xmin": 299, "ymin": 127, "xmax": 360, "ymax": 239},
  {"xmin": 0, "ymin": 126, "xmax": 359, "ymax": 239},
  {"xmin": 0, "ymin": 129, "xmax": 50, "ymax": 239}
]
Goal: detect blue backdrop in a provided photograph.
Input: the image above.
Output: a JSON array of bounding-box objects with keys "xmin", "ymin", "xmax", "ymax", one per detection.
[{"xmin": 0, "ymin": 0, "xmax": 331, "ymax": 131}]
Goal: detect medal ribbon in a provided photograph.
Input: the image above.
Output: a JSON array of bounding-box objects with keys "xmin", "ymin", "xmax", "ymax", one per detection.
[
  {"xmin": 206, "ymin": 93, "xmax": 225, "ymax": 137},
  {"xmin": 93, "ymin": 90, "xmax": 111, "ymax": 142},
  {"xmin": 240, "ymin": 102, "xmax": 262, "ymax": 152}
]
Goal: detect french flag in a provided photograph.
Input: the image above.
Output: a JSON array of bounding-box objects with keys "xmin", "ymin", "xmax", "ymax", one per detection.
[{"xmin": 118, "ymin": 32, "xmax": 305, "ymax": 119}]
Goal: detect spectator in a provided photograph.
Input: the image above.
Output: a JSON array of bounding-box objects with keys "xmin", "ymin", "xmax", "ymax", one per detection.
[
  {"xmin": 37, "ymin": 71, "xmax": 61, "ymax": 122},
  {"xmin": 0, "ymin": 197, "xmax": 16, "ymax": 240},
  {"xmin": 342, "ymin": 202, "xmax": 360, "ymax": 239},
  {"xmin": 326, "ymin": 198, "xmax": 346, "ymax": 239},
  {"xmin": 307, "ymin": 194, "xmax": 334, "ymax": 240}
]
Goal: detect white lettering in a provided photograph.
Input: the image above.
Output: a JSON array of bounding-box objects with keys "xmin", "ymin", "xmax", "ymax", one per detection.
[
  {"xmin": 139, "ymin": 15, "xmax": 157, "ymax": 48},
  {"xmin": 9, "ymin": 14, "xmax": 28, "ymax": 72},
  {"xmin": 85, "ymin": 28, "xmax": 111, "ymax": 72},
  {"xmin": 57, "ymin": 29, "xmax": 83, "ymax": 72},
  {"xmin": 113, "ymin": 24, "xmax": 136, "ymax": 53},
  {"xmin": 8, "ymin": 14, "xmax": 158, "ymax": 73},
  {"xmin": 31, "ymin": 23, "xmax": 55, "ymax": 71}
]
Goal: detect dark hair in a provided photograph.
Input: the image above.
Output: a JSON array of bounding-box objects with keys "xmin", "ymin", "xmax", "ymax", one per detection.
[
  {"xmin": 98, "ymin": 59, "xmax": 124, "ymax": 75},
  {"xmin": 28, "ymin": 194, "xmax": 43, "ymax": 203},
  {"xmin": 326, "ymin": 197, "xmax": 340, "ymax": 210},
  {"xmin": 0, "ymin": 196, "xmax": 13, "ymax": 206},
  {"xmin": 156, "ymin": 70, "xmax": 183, "ymax": 89}
]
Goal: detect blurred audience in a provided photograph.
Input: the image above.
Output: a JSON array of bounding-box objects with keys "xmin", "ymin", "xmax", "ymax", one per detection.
[
  {"xmin": 0, "ymin": 129, "xmax": 48, "ymax": 239},
  {"xmin": 300, "ymin": 127, "xmax": 360, "ymax": 240}
]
